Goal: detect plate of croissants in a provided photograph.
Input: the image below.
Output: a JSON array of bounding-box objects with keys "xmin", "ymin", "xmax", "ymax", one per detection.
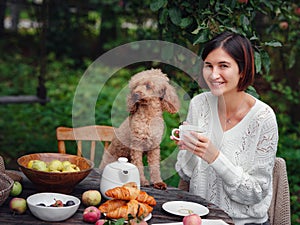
[{"xmin": 99, "ymin": 182, "xmax": 155, "ymax": 222}]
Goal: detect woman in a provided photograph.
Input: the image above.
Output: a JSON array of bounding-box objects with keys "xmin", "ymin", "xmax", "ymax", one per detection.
[{"xmin": 174, "ymin": 31, "xmax": 278, "ymax": 225}]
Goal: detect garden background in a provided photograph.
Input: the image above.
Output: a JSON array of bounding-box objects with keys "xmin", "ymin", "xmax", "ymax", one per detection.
[{"xmin": 0, "ymin": 0, "xmax": 299, "ymax": 223}]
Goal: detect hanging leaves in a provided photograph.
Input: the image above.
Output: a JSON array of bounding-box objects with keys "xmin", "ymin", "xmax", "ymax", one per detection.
[
  {"xmin": 149, "ymin": 0, "xmax": 298, "ymax": 77},
  {"xmin": 150, "ymin": 0, "xmax": 167, "ymax": 12}
]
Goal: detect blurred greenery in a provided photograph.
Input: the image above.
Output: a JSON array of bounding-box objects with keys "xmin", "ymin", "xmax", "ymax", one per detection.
[{"xmin": 0, "ymin": 0, "xmax": 299, "ymax": 223}]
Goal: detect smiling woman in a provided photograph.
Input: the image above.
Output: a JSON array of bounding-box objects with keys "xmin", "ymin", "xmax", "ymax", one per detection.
[{"xmin": 174, "ymin": 31, "xmax": 278, "ymax": 225}]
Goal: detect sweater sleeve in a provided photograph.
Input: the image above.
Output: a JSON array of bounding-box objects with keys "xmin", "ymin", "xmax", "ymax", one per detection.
[{"xmin": 210, "ymin": 107, "xmax": 278, "ymax": 205}]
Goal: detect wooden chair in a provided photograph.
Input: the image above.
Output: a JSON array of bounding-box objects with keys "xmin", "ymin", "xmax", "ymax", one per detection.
[
  {"xmin": 268, "ymin": 157, "xmax": 291, "ymax": 225},
  {"xmin": 56, "ymin": 125, "xmax": 115, "ymax": 166}
]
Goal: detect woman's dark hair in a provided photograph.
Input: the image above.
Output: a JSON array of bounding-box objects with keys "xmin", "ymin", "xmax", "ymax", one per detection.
[{"xmin": 201, "ymin": 31, "xmax": 255, "ymax": 91}]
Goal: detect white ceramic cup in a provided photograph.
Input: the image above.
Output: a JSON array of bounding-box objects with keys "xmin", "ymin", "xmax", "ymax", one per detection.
[{"xmin": 171, "ymin": 124, "xmax": 204, "ymax": 141}]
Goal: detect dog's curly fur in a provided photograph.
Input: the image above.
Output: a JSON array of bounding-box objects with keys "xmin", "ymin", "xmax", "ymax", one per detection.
[{"xmin": 99, "ymin": 69, "xmax": 180, "ymax": 189}]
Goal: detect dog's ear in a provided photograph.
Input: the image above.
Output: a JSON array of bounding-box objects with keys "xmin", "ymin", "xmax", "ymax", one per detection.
[
  {"xmin": 127, "ymin": 93, "xmax": 138, "ymax": 114},
  {"xmin": 161, "ymin": 83, "xmax": 180, "ymax": 114}
]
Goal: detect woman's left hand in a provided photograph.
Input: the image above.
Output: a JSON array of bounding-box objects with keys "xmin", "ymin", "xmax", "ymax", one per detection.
[{"xmin": 178, "ymin": 131, "xmax": 219, "ymax": 164}]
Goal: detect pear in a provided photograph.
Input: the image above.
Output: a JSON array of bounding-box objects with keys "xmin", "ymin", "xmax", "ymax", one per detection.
[
  {"xmin": 73, "ymin": 164, "xmax": 80, "ymax": 172},
  {"xmin": 27, "ymin": 160, "xmax": 36, "ymax": 168},
  {"xmin": 63, "ymin": 164, "xmax": 77, "ymax": 172},
  {"xmin": 62, "ymin": 160, "xmax": 72, "ymax": 167},
  {"xmin": 48, "ymin": 159, "xmax": 63, "ymax": 172},
  {"xmin": 63, "ymin": 164, "xmax": 80, "ymax": 172},
  {"xmin": 31, "ymin": 160, "xmax": 48, "ymax": 172}
]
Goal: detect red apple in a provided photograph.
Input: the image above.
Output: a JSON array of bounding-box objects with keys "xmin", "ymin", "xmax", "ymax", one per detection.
[
  {"xmin": 294, "ymin": 7, "xmax": 300, "ymax": 16},
  {"xmin": 9, "ymin": 197, "xmax": 27, "ymax": 214},
  {"xmin": 51, "ymin": 199, "xmax": 64, "ymax": 207},
  {"xmin": 183, "ymin": 214, "xmax": 202, "ymax": 225},
  {"xmin": 129, "ymin": 219, "xmax": 148, "ymax": 225},
  {"xmin": 83, "ymin": 206, "xmax": 101, "ymax": 223},
  {"xmin": 279, "ymin": 21, "xmax": 289, "ymax": 30},
  {"xmin": 95, "ymin": 219, "xmax": 107, "ymax": 225},
  {"xmin": 237, "ymin": 0, "xmax": 248, "ymax": 3}
]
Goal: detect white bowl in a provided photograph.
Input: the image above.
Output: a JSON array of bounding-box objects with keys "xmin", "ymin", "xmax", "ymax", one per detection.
[{"xmin": 26, "ymin": 192, "xmax": 80, "ymax": 221}]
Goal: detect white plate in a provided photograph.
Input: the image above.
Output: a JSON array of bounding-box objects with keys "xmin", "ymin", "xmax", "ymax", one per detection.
[
  {"xmin": 162, "ymin": 201, "xmax": 209, "ymax": 217},
  {"xmin": 104, "ymin": 213, "xmax": 152, "ymax": 223}
]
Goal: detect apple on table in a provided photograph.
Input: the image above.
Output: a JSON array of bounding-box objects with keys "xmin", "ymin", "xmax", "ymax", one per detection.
[
  {"xmin": 83, "ymin": 206, "xmax": 101, "ymax": 223},
  {"xmin": 10, "ymin": 181, "xmax": 22, "ymax": 197},
  {"xmin": 9, "ymin": 197, "xmax": 27, "ymax": 214},
  {"xmin": 82, "ymin": 190, "xmax": 101, "ymax": 206},
  {"xmin": 183, "ymin": 214, "xmax": 202, "ymax": 225}
]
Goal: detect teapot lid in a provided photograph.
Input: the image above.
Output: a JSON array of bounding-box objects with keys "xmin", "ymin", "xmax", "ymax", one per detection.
[{"xmin": 108, "ymin": 157, "xmax": 137, "ymax": 171}]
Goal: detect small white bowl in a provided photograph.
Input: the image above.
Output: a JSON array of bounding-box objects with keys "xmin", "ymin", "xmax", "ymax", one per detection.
[{"xmin": 26, "ymin": 192, "xmax": 80, "ymax": 221}]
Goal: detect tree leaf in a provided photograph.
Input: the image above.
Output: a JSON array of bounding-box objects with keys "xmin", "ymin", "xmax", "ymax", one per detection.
[
  {"xmin": 180, "ymin": 17, "xmax": 193, "ymax": 28},
  {"xmin": 260, "ymin": 50, "xmax": 271, "ymax": 74},
  {"xmin": 287, "ymin": 51, "xmax": 296, "ymax": 69},
  {"xmin": 193, "ymin": 30, "xmax": 209, "ymax": 45},
  {"xmin": 264, "ymin": 40, "xmax": 282, "ymax": 47},
  {"xmin": 246, "ymin": 85, "xmax": 259, "ymax": 99},
  {"xmin": 240, "ymin": 14, "xmax": 250, "ymax": 26},
  {"xmin": 254, "ymin": 51, "xmax": 262, "ymax": 74},
  {"xmin": 159, "ymin": 8, "xmax": 168, "ymax": 24},
  {"xmin": 150, "ymin": 0, "xmax": 167, "ymax": 12},
  {"xmin": 168, "ymin": 8, "xmax": 182, "ymax": 25}
]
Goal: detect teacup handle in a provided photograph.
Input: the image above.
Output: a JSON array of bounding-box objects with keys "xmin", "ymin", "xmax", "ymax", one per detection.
[{"xmin": 171, "ymin": 128, "xmax": 180, "ymax": 141}]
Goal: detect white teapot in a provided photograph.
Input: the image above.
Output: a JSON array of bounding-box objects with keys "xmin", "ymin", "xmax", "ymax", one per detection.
[{"xmin": 100, "ymin": 157, "xmax": 140, "ymax": 199}]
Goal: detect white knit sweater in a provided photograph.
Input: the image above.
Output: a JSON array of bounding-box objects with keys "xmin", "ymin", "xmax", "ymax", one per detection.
[{"xmin": 175, "ymin": 92, "xmax": 278, "ymax": 225}]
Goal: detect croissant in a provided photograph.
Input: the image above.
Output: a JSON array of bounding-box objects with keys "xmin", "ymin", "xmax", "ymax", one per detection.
[
  {"xmin": 135, "ymin": 190, "xmax": 156, "ymax": 206},
  {"xmin": 105, "ymin": 183, "xmax": 157, "ymax": 206},
  {"xmin": 137, "ymin": 201, "xmax": 153, "ymax": 216},
  {"xmin": 105, "ymin": 199, "xmax": 153, "ymax": 220},
  {"xmin": 105, "ymin": 186, "xmax": 140, "ymax": 200},
  {"xmin": 123, "ymin": 182, "xmax": 138, "ymax": 189},
  {"xmin": 98, "ymin": 199, "xmax": 127, "ymax": 213}
]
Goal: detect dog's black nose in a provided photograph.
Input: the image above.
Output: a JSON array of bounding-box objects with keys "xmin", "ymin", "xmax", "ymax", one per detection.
[{"xmin": 133, "ymin": 93, "xmax": 140, "ymax": 101}]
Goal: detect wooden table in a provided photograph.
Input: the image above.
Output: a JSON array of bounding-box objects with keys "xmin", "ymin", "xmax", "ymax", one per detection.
[{"xmin": 0, "ymin": 169, "xmax": 234, "ymax": 224}]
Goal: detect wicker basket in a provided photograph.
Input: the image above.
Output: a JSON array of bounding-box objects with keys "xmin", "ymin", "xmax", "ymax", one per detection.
[
  {"xmin": 0, "ymin": 156, "xmax": 22, "ymax": 182},
  {"xmin": 0, "ymin": 173, "xmax": 14, "ymax": 206}
]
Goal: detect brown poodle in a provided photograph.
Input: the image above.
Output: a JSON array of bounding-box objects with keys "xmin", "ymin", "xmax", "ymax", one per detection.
[{"xmin": 99, "ymin": 68, "xmax": 180, "ymax": 189}]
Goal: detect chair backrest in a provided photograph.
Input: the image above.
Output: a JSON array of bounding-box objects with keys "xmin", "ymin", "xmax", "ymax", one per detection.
[
  {"xmin": 268, "ymin": 157, "xmax": 291, "ymax": 225},
  {"xmin": 56, "ymin": 125, "xmax": 115, "ymax": 166}
]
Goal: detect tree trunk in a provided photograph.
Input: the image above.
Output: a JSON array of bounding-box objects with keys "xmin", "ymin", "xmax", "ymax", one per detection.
[
  {"xmin": 0, "ymin": 0, "xmax": 7, "ymax": 36},
  {"xmin": 97, "ymin": 6, "xmax": 117, "ymax": 54}
]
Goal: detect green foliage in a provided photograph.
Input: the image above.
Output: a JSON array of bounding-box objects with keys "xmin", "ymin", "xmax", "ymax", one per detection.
[
  {"xmin": 0, "ymin": 54, "xmax": 83, "ymax": 160},
  {"xmin": 150, "ymin": 0, "xmax": 299, "ymax": 76}
]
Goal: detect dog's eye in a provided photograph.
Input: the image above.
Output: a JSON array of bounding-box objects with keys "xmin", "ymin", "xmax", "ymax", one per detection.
[{"xmin": 146, "ymin": 83, "xmax": 151, "ymax": 89}]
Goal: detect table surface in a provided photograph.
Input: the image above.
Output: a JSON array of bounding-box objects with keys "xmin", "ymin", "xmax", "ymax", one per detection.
[{"xmin": 0, "ymin": 169, "xmax": 234, "ymax": 225}]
